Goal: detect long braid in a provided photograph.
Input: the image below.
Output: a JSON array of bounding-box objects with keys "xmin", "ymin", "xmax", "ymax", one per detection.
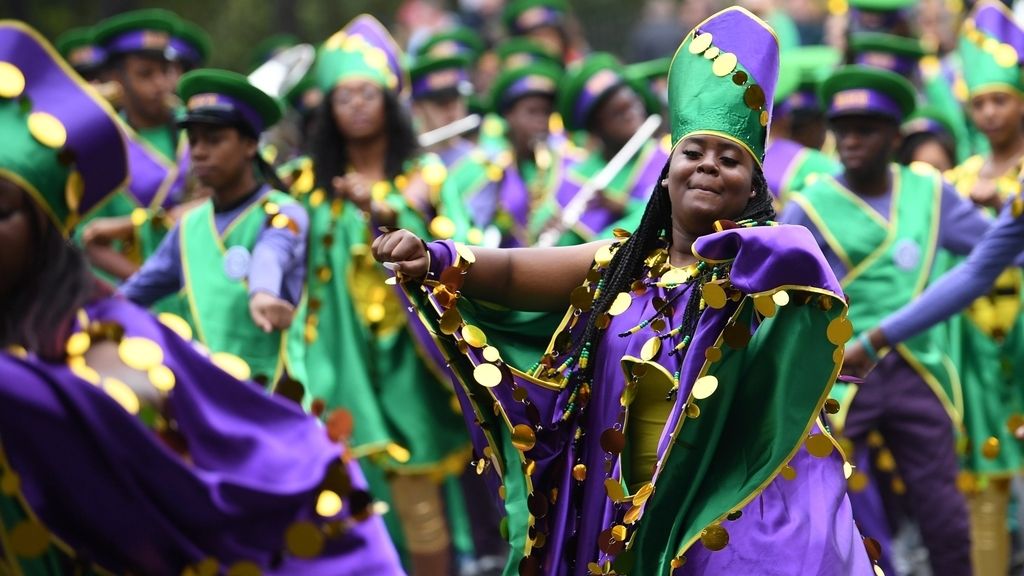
[{"xmin": 561, "ymin": 159, "xmax": 775, "ymax": 411}]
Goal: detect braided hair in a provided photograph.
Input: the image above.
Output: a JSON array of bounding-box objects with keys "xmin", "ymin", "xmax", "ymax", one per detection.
[{"xmin": 561, "ymin": 158, "xmax": 775, "ymax": 408}]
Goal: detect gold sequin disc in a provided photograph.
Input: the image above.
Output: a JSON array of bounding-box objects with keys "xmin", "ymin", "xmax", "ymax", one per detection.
[
  {"xmin": 66, "ymin": 332, "xmax": 91, "ymax": 357},
  {"xmin": 27, "ymin": 112, "xmax": 67, "ymax": 149},
  {"xmin": 702, "ymin": 282, "xmax": 727, "ymax": 309},
  {"xmin": 316, "ymin": 490, "xmax": 344, "ymax": 517},
  {"xmin": 474, "ymin": 363, "xmax": 502, "ymax": 387},
  {"xmin": 118, "ymin": 336, "xmax": 164, "ymax": 371},
  {"xmin": 285, "ymin": 521, "xmax": 324, "ymax": 558},
  {"xmin": 148, "ymin": 365, "xmax": 176, "ymax": 392},
  {"xmin": 688, "ymin": 32, "xmax": 713, "ymax": 54},
  {"xmin": 608, "ymin": 292, "xmax": 632, "ymax": 316},
  {"xmin": 692, "ymin": 375, "xmax": 719, "ymax": 400},
  {"xmin": 158, "ymin": 313, "xmax": 193, "ymax": 342},
  {"xmin": 700, "ymin": 524, "xmax": 729, "ymax": 551},
  {"xmin": 640, "ymin": 336, "xmax": 661, "ymax": 361},
  {"xmin": 806, "ymin": 434, "xmax": 835, "ymax": 458},
  {"xmin": 211, "ymin": 352, "xmax": 252, "ymax": 381},
  {"xmin": 103, "ymin": 377, "xmax": 140, "ymax": 414},
  {"xmin": 712, "ymin": 52, "xmax": 738, "ymax": 76},
  {"xmin": 826, "ymin": 316, "xmax": 854, "ymax": 345},
  {"xmin": 512, "ymin": 424, "xmax": 537, "ymax": 451},
  {"xmin": 0, "ymin": 61, "xmax": 25, "ymax": 98},
  {"xmin": 463, "ymin": 325, "xmax": 487, "ymax": 348}
]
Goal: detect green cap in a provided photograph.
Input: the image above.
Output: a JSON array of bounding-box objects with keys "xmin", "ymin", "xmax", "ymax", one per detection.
[
  {"xmin": 496, "ymin": 37, "xmax": 562, "ymax": 69},
  {"xmin": 0, "ymin": 21, "xmax": 128, "ymax": 234},
  {"xmin": 415, "ymin": 27, "xmax": 485, "ymax": 62},
  {"xmin": 489, "ymin": 61, "xmax": 561, "ymax": 114},
  {"xmin": 93, "ymin": 8, "xmax": 178, "ymax": 59},
  {"xmin": 316, "ymin": 14, "xmax": 407, "ymax": 95},
  {"xmin": 960, "ymin": 0, "xmax": 1024, "ymax": 96},
  {"xmin": 178, "ymin": 69, "xmax": 283, "ymax": 136},
  {"xmin": 557, "ymin": 52, "xmax": 658, "ymax": 132},
  {"xmin": 821, "ymin": 64, "xmax": 917, "ymax": 122},
  {"xmin": 669, "ymin": 7, "xmax": 781, "ymax": 164},
  {"xmin": 503, "ymin": 0, "xmax": 568, "ymax": 35}
]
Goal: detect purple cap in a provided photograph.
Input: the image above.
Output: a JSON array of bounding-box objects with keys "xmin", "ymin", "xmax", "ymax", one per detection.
[
  {"xmin": 504, "ymin": 74, "xmax": 557, "ymax": 106},
  {"xmin": 183, "ymin": 92, "xmax": 266, "ymax": 135},
  {"xmin": 827, "ymin": 88, "xmax": 904, "ymax": 120},
  {"xmin": 105, "ymin": 29, "xmax": 173, "ymax": 57}
]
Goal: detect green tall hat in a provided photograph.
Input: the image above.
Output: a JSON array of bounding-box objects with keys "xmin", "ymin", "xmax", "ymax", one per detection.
[
  {"xmin": 960, "ymin": 0, "xmax": 1024, "ymax": 96},
  {"xmin": 316, "ymin": 14, "xmax": 407, "ymax": 95},
  {"xmin": 0, "ymin": 20, "xmax": 127, "ymax": 234},
  {"xmin": 178, "ymin": 69, "xmax": 283, "ymax": 137},
  {"xmin": 849, "ymin": 32, "xmax": 927, "ymax": 76},
  {"xmin": 668, "ymin": 7, "xmax": 781, "ymax": 164},
  {"xmin": 557, "ymin": 52, "xmax": 658, "ymax": 132}
]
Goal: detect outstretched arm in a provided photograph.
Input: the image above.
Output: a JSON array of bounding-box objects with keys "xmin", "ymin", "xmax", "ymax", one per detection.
[{"xmin": 371, "ymin": 229, "xmax": 609, "ymax": 312}]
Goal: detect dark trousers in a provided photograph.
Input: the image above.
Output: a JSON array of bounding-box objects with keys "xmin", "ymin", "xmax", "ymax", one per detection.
[{"xmin": 843, "ymin": 353, "xmax": 972, "ymax": 576}]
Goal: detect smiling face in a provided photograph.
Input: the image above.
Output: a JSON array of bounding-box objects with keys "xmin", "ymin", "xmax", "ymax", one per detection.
[{"xmin": 667, "ymin": 134, "xmax": 756, "ymax": 236}]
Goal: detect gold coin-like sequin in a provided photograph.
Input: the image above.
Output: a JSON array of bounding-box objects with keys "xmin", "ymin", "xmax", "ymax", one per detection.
[
  {"xmin": 316, "ymin": 490, "xmax": 344, "ymax": 517},
  {"xmin": 474, "ymin": 363, "xmax": 502, "ymax": 387},
  {"xmin": 211, "ymin": 352, "xmax": 252, "ymax": 381},
  {"xmin": 712, "ymin": 52, "xmax": 738, "ymax": 76},
  {"xmin": 640, "ymin": 336, "xmax": 661, "ymax": 361},
  {"xmin": 119, "ymin": 337, "xmax": 164, "ymax": 371},
  {"xmin": 607, "ymin": 292, "xmax": 633, "ymax": 316},
  {"xmin": 700, "ymin": 524, "xmax": 729, "ymax": 551},
  {"xmin": 9, "ymin": 519, "xmax": 49, "ymax": 558},
  {"xmin": 702, "ymin": 282, "xmax": 727, "ymax": 309},
  {"xmin": 66, "ymin": 332, "xmax": 91, "ymax": 357},
  {"xmin": 103, "ymin": 377, "xmax": 140, "ymax": 415},
  {"xmin": 0, "ymin": 61, "xmax": 26, "ymax": 98},
  {"xmin": 27, "ymin": 112, "xmax": 67, "ymax": 149},
  {"xmin": 148, "ymin": 365, "xmax": 176, "ymax": 392},
  {"xmin": 285, "ymin": 521, "xmax": 324, "ymax": 558},
  {"xmin": 692, "ymin": 375, "xmax": 718, "ymax": 400},
  {"xmin": 512, "ymin": 424, "xmax": 537, "ymax": 451},
  {"xmin": 430, "ymin": 215, "xmax": 457, "ymax": 239},
  {"xmin": 688, "ymin": 32, "xmax": 713, "ymax": 54},
  {"xmin": 743, "ymin": 84, "xmax": 766, "ymax": 111},
  {"xmin": 982, "ymin": 436, "xmax": 1001, "ymax": 460},
  {"xmin": 463, "ymin": 324, "xmax": 487, "ymax": 348},
  {"xmin": 827, "ymin": 316, "xmax": 854, "ymax": 345},
  {"xmin": 806, "ymin": 434, "xmax": 835, "ymax": 458},
  {"xmin": 754, "ymin": 294, "xmax": 777, "ymax": 317}
]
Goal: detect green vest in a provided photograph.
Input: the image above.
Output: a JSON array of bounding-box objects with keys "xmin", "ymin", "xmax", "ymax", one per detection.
[
  {"xmin": 791, "ymin": 163, "xmax": 962, "ymax": 427},
  {"xmin": 179, "ymin": 189, "xmax": 294, "ymax": 385}
]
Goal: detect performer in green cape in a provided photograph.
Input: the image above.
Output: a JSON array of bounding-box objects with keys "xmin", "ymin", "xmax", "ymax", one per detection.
[
  {"xmin": 285, "ymin": 15, "xmax": 473, "ymax": 573},
  {"xmin": 375, "ymin": 8, "xmax": 877, "ymax": 575}
]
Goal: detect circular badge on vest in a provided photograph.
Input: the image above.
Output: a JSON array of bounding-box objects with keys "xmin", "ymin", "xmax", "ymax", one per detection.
[
  {"xmin": 224, "ymin": 245, "xmax": 251, "ymax": 280},
  {"xmin": 892, "ymin": 238, "xmax": 921, "ymax": 271}
]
